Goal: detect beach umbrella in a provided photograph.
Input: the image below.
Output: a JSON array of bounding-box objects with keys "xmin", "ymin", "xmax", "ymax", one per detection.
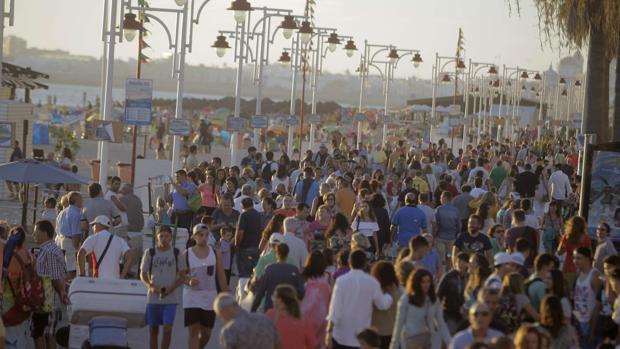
[
  {"xmin": 0, "ymin": 159, "xmax": 89, "ymax": 184},
  {"xmin": 0, "ymin": 159, "xmax": 89, "ymax": 227}
]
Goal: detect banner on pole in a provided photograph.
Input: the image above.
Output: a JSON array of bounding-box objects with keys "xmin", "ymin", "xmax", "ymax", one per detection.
[
  {"xmin": 167, "ymin": 119, "xmax": 191, "ymax": 136},
  {"xmin": 250, "ymin": 115, "xmax": 268, "ymax": 129},
  {"xmin": 308, "ymin": 114, "xmax": 321, "ymax": 125},
  {"xmin": 228, "ymin": 117, "xmax": 246, "ymax": 131},
  {"xmin": 124, "ymin": 79, "xmax": 153, "ymax": 126}
]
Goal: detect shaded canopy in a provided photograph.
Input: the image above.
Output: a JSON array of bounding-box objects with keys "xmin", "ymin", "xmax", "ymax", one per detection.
[{"xmin": 0, "ymin": 159, "xmax": 88, "ymax": 184}]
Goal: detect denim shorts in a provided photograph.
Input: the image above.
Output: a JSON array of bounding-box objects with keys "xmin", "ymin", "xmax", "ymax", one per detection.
[{"xmin": 145, "ymin": 304, "xmax": 177, "ymax": 326}]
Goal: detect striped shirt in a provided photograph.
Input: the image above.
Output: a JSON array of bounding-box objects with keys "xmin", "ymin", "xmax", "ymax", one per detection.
[{"xmin": 36, "ymin": 240, "xmax": 67, "ymax": 281}]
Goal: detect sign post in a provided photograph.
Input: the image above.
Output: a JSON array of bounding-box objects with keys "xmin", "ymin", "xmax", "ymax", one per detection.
[{"xmin": 125, "ymin": 78, "xmax": 153, "ymax": 184}]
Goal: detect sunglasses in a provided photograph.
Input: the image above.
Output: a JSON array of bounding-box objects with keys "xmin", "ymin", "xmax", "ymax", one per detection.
[
  {"xmin": 597, "ymin": 227, "xmax": 608, "ymax": 232},
  {"xmin": 472, "ymin": 311, "xmax": 490, "ymax": 317}
]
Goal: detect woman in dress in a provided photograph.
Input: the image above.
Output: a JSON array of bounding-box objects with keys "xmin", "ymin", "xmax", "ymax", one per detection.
[
  {"xmin": 351, "ymin": 200, "xmax": 380, "ymax": 256},
  {"xmin": 266, "ymin": 285, "xmax": 316, "ymax": 349},
  {"xmin": 542, "ymin": 201, "xmax": 563, "ymax": 254},
  {"xmin": 300, "ymin": 251, "xmax": 331, "ymax": 348},
  {"xmin": 557, "ymin": 216, "xmax": 591, "ymax": 287},
  {"xmin": 390, "ymin": 268, "xmax": 451, "ymax": 349}
]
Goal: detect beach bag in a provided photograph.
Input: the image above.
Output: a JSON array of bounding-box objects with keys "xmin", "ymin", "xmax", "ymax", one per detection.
[
  {"xmin": 2, "ymin": 253, "xmax": 45, "ymax": 326},
  {"xmin": 187, "ymin": 192, "xmax": 202, "ymax": 212}
]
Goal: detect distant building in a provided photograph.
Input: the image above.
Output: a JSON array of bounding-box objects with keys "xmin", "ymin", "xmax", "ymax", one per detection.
[{"xmin": 4, "ymin": 35, "xmax": 27, "ymax": 58}]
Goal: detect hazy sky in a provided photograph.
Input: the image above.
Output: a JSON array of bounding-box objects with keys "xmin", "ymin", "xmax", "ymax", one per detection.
[{"xmin": 10, "ymin": 0, "xmax": 570, "ymax": 79}]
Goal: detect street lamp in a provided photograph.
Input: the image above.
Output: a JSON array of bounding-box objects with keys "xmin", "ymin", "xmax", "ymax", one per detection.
[
  {"xmin": 441, "ymin": 74, "xmax": 452, "ymax": 84},
  {"xmin": 456, "ymin": 59, "xmax": 466, "ymax": 73},
  {"xmin": 211, "ymin": 34, "xmax": 231, "ymax": 58},
  {"xmin": 298, "ymin": 20, "xmax": 314, "ymax": 44},
  {"xmin": 359, "ymin": 41, "xmax": 421, "ymax": 146},
  {"xmin": 387, "ymin": 49, "xmax": 399, "ymax": 64},
  {"xmin": 278, "ymin": 50, "xmax": 291, "ymax": 64},
  {"xmin": 229, "ymin": 0, "xmax": 252, "ymax": 23},
  {"xmin": 344, "ymin": 39, "xmax": 357, "ymax": 57},
  {"xmin": 280, "ymin": 15, "xmax": 297, "ymax": 39},
  {"xmin": 327, "ymin": 33, "xmax": 340, "ymax": 52},
  {"xmin": 122, "ymin": 13, "xmax": 141, "ymax": 42},
  {"xmin": 412, "ymin": 53, "xmax": 423, "ymax": 68},
  {"xmin": 175, "ymin": 0, "xmax": 188, "ymax": 6},
  {"xmin": 488, "ymin": 65, "xmax": 498, "ymax": 77}
]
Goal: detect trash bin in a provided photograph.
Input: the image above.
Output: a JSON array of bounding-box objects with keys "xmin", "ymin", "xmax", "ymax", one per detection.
[
  {"xmin": 89, "ymin": 160, "xmax": 100, "ymax": 182},
  {"xmin": 117, "ymin": 162, "xmax": 132, "ymax": 183}
]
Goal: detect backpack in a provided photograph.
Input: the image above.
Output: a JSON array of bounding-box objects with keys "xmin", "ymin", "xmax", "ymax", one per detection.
[
  {"xmin": 495, "ymin": 295, "xmax": 521, "ymax": 334},
  {"xmin": 524, "ymin": 277, "xmax": 543, "ymax": 298},
  {"xmin": 2, "ymin": 252, "xmax": 45, "ymax": 326},
  {"xmin": 261, "ymin": 161, "xmax": 273, "ymax": 184}
]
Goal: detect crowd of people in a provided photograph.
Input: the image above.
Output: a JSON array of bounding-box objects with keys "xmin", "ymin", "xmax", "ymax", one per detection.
[{"xmin": 1, "ymin": 131, "xmax": 620, "ymax": 349}]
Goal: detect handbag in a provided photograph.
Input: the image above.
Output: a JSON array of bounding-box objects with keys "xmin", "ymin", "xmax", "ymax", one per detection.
[{"xmin": 187, "ymin": 192, "xmax": 202, "ymax": 212}]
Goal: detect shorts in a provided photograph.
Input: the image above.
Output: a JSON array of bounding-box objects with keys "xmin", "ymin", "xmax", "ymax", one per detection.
[
  {"xmin": 184, "ymin": 308, "xmax": 215, "ymax": 328},
  {"xmin": 55, "ymin": 235, "xmax": 76, "ymax": 272},
  {"xmin": 145, "ymin": 304, "xmax": 177, "ymax": 327},
  {"xmin": 31, "ymin": 309, "xmax": 61, "ymax": 339}
]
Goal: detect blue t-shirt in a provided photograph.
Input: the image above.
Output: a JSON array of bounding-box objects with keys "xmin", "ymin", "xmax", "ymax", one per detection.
[
  {"xmin": 391, "ymin": 205, "xmax": 427, "ymax": 247},
  {"xmin": 420, "ymin": 249, "xmax": 440, "ymax": 277},
  {"xmin": 170, "ymin": 182, "xmax": 196, "ymax": 211}
]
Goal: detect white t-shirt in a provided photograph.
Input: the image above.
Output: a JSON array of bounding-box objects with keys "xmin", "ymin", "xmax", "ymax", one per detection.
[
  {"xmin": 350, "ymin": 219, "xmax": 379, "ymax": 238},
  {"xmin": 183, "ymin": 247, "xmax": 218, "ymax": 310},
  {"xmin": 105, "ymin": 190, "xmax": 128, "ymax": 226},
  {"xmin": 80, "ymin": 230, "xmax": 130, "ymax": 279}
]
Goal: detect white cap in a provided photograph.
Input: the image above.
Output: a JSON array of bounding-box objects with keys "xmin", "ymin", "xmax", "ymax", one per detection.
[
  {"xmin": 511, "ymin": 252, "xmax": 525, "ymax": 266},
  {"xmin": 269, "ymin": 233, "xmax": 285, "ymax": 244},
  {"xmin": 90, "ymin": 215, "xmax": 111, "ymax": 228},
  {"xmin": 493, "ymin": 252, "xmax": 512, "ymax": 267}
]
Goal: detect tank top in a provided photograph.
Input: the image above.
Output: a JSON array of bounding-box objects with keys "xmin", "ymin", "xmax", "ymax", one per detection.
[
  {"xmin": 182, "ymin": 247, "xmax": 217, "ymax": 310},
  {"xmin": 573, "ymin": 268, "xmax": 597, "ymax": 322}
]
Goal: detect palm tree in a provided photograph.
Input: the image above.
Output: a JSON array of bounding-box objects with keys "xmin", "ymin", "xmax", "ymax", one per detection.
[{"xmin": 510, "ymin": 0, "xmax": 619, "ymax": 143}]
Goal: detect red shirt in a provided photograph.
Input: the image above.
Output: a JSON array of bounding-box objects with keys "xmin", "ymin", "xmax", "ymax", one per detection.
[
  {"xmin": 558, "ymin": 234, "xmax": 592, "ymax": 273},
  {"xmin": 266, "ymin": 309, "xmax": 316, "ymax": 349}
]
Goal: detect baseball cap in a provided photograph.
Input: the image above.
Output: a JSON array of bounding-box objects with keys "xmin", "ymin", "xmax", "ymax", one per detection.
[
  {"xmin": 193, "ymin": 224, "xmax": 209, "ymax": 235},
  {"xmin": 269, "ymin": 233, "xmax": 285, "ymax": 245},
  {"xmin": 90, "ymin": 215, "xmax": 111, "ymax": 228},
  {"xmin": 493, "ymin": 252, "xmax": 512, "ymax": 267},
  {"xmin": 510, "ymin": 252, "xmax": 525, "ymax": 267}
]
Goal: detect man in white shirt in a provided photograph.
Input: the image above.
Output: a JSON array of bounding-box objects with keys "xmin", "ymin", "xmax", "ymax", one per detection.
[
  {"xmin": 548, "ymin": 163, "xmax": 572, "ymax": 204},
  {"xmin": 282, "ymin": 217, "xmax": 308, "ymax": 269},
  {"xmin": 77, "ymin": 215, "xmax": 134, "ymax": 279},
  {"xmin": 326, "ymin": 250, "xmax": 393, "ymax": 348},
  {"xmin": 105, "ymin": 176, "xmax": 127, "ymax": 226}
]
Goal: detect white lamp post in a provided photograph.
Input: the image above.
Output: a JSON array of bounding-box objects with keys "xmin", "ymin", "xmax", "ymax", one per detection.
[{"xmin": 358, "ymin": 42, "xmax": 421, "ymax": 147}]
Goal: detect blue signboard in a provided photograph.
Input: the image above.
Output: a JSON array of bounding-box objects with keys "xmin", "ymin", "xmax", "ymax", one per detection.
[
  {"xmin": 287, "ymin": 115, "xmax": 299, "ymax": 127},
  {"xmin": 250, "ymin": 115, "xmax": 268, "ymax": 129},
  {"xmin": 308, "ymin": 114, "xmax": 321, "ymax": 125},
  {"xmin": 168, "ymin": 119, "xmax": 191, "ymax": 136},
  {"xmin": 124, "ymin": 79, "xmax": 153, "ymax": 126},
  {"xmin": 228, "ymin": 117, "xmax": 246, "ymax": 131}
]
